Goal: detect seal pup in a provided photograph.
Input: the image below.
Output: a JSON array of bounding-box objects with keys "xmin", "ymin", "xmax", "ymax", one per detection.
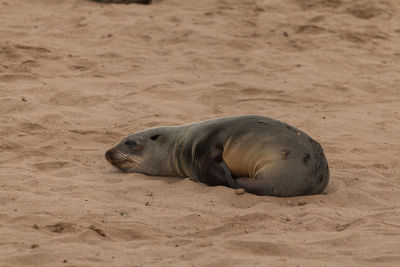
[{"xmin": 105, "ymin": 115, "xmax": 330, "ymax": 197}]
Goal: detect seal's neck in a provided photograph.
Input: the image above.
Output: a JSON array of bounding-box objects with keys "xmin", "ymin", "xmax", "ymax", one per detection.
[{"xmin": 164, "ymin": 126, "xmax": 191, "ymax": 178}]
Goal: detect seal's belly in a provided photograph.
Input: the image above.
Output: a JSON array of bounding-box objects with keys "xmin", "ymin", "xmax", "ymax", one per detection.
[
  {"xmin": 223, "ymin": 151, "xmax": 251, "ymax": 177},
  {"xmin": 222, "ymin": 136, "xmax": 272, "ymax": 178}
]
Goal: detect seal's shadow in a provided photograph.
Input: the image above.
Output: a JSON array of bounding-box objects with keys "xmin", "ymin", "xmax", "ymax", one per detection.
[
  {"xmin": 143, "ymin": 175, "xmax": 183, "ymax": 184},
  {"xmin": 322, "ymin": 179, "xmax": 339, "ymax": 195},
  {"xmin": 105, "ymin": 169, "xmax": 182, "ymax": 184},
  {"xmin": 106, "ymin": 167, "xmax": 338, "ymax": 196}
]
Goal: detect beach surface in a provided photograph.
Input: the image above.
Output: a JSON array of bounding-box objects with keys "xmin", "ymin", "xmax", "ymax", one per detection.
[{"xmin": 0, "ymin": 0, "xmax": 400, "ymax": 266}]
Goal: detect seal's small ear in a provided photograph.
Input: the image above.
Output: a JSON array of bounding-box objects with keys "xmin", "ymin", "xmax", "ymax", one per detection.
[{"xmin": 150, "ymin": 134, "xmax": 160, "ymax": 140}]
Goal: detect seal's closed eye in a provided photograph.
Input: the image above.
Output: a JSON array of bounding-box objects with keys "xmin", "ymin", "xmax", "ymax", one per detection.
[
  {"xmin": 125, "ymin": 140, "xmax": 137, "ymax": 148},
  {"xmin": 125, "ymin": 140, "xmax": 144, "ymax": 153}
]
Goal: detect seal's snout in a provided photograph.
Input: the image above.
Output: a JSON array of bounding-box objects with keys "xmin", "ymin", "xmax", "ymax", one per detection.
[
  {"xmin": 105, "ymin": 150, "xmax": 112, "ymax": 162},
  {"xmin": 105, "ymin": 148, "xmax": 128, "ymax": 165},
  {"xmin": 105, "ymin": 148, "xmax": 136, "ymax": 173}
]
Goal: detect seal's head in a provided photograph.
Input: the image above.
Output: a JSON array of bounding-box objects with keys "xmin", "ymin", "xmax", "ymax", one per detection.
[{"xmin": 105, "ymin": 127, "xmax": 176, "ymax": 175}]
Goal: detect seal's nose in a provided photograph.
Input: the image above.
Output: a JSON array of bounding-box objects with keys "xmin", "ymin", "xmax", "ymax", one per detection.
[{"xmin": 105, "ymin": 150, "xmax": 112, "ymax": 162}]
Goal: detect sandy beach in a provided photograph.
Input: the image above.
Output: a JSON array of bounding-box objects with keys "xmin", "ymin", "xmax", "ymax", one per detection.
[{"xmin": 1, "ymin": 0, "xmax": 400, "ymax": 266}]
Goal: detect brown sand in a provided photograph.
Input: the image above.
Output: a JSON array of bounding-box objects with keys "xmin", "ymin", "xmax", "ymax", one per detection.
[{"xmin": 1, "ymin": 0, "xmax": 400, "ymax": 266}]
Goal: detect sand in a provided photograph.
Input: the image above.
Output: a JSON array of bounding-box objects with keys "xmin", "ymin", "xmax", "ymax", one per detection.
[{"xmin": 1, "ymin": 0, "xmax": 400, "ymax": 266}]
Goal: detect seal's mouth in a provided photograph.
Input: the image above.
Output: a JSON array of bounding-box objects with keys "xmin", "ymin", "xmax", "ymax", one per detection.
[
  {"xmin": 105, "ymin": 149, "xmax": 143, "ymax": 173},
  {"xmin": 105, "ymin": 149, "xmax": 127, "ymax": 171}
]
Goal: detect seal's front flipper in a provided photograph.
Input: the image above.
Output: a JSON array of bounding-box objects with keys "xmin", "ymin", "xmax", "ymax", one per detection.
[
  {"xmin": 201, "ymin": 159, "xmax": 237, "ymax": 188},
  {"xmin": 219, "ymin": 161, "xmax": 238, "ymax": 189},
  {"xmin": 195, "ymin": 141, "xmax": 237, "ymax": 188}
]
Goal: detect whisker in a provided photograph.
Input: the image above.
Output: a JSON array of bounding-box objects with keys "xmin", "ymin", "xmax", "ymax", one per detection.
[
  {"xmin": 110, "ymin": 151, "xmax": 144, "ymax": 169},
  {"xmin": 127, "ymin": 158, "xmax": 144, "ymax": 169},
  {"xmin": 114, "ymin": 152, "xmax": 133, "ymax": 162}
]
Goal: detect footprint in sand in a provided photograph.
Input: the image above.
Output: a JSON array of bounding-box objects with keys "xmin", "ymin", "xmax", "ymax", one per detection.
[
  {"xmin": 295, "ymin": 0, "xmax": 342, "ymax": 10},
  {"xmin": 49, "ymin": 90, "xmax": 108, "ymax": 107},
  {"xmin": 225, "ymin": 240, "xmax": 308, "ymax": 257},
  {"xmin": 346, "ymin": 4, "xmax": 383, "ymax": 20},
  {"xmin": 14, "ymin": 45, "xmax": 51, "ymax": 54},
  {"xmin": 46, "ymin": 222, "xmax": 78, "ymax": 233},
  {"xmin": 32, "ymin": 161, "xmax": 70, "ymax": 172}
]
